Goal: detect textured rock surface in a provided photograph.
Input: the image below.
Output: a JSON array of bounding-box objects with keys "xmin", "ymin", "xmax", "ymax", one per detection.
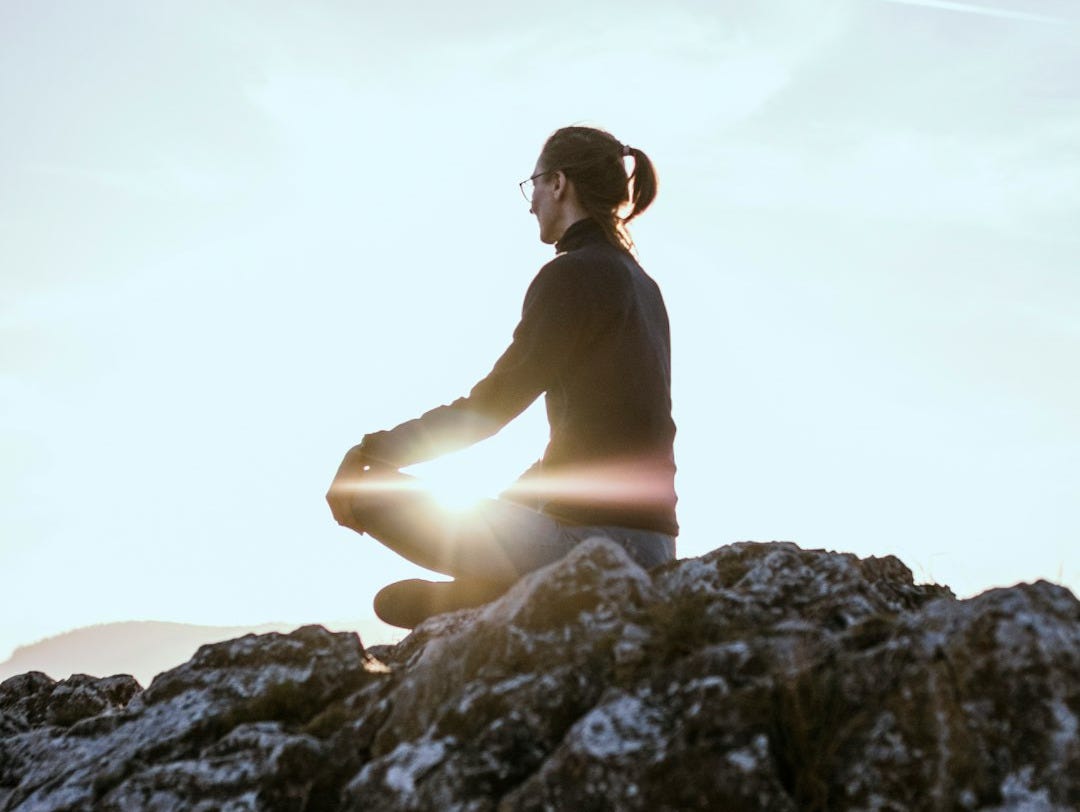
[{"xmin": 2, "ymin": 539, "xmax": 1078, "ymax": 811}]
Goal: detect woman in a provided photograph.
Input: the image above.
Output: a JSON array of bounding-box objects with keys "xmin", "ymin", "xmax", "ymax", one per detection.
[{"xmin": 326, "ymin": 125, "xmax": 677, "ymax": 629}]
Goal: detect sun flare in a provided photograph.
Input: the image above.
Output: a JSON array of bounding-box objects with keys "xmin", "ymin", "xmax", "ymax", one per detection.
[
  {"xmin": 401, "ymin": 452, "xmax": 514, "ymax": 515},
  {"xmin": 419, "ymin": 469, "xmax": 489, "ymax": 514}
]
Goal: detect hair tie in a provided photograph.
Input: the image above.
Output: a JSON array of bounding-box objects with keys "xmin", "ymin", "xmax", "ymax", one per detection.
[{"xmin": 622, "ymin": 144, "xmax": 632, "ymax": 157}]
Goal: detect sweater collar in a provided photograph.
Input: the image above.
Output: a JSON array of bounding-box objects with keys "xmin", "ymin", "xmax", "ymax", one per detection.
[{"xmin": 555, "ymin": 218, "xmax": 606, "ymax": 253}]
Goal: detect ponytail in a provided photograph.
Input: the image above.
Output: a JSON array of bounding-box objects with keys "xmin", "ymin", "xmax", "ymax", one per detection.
[{"xmin": 624, "ymin": 146, "xmax": 658, "ymax": 223}]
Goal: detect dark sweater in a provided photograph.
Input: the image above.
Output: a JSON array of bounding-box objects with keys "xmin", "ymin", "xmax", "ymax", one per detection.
[{"xmin": 361, "ymin": 218, "xmax": 678, "ymax": 535}]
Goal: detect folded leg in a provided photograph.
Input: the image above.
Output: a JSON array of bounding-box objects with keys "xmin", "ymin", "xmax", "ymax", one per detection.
[
  {"xmin": 339, "ymin": 466, "xmax": 677, "ymax": 628},
  {"xmin": 344, "ymin": 466, "xmax": 578, "ymax": 582},
  {"xmin": 374, "ymin": 577, "xmax": 510, "ymax": 629}
]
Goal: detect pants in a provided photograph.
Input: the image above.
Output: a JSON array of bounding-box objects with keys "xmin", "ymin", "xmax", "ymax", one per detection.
[{"xmin": 345, "ymin": 467, "xmax": 676, "ymax": 584}]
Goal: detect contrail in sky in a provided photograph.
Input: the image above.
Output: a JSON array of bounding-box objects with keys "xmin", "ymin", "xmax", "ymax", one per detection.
[{"xmin": 877, "ymin": 0, "xmax": 1070, "ymax": 24}]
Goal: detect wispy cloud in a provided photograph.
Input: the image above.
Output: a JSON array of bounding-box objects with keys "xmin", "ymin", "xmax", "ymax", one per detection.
[{"xmin": 877, "ymin": 0, "xmax": 1072, "ymax": 24}]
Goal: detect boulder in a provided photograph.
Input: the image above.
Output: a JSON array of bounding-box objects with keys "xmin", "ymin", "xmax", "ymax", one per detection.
[{"xmin": 1, "ymin": 540, "xmax": 1077, "ymax": 810}]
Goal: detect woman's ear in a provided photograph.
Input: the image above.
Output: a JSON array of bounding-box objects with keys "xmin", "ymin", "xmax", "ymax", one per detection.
[{"xmin": 551, "ymin": 170, "xmax": 568, "ymax": 200}]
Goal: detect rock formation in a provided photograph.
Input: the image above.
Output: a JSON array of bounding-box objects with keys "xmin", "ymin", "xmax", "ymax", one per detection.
[{"xmin": 2, "ymin": 539, "xmax": 1078, "ymax": 810}]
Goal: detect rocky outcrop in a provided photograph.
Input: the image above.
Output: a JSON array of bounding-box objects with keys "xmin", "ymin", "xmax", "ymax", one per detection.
[
  {"xmin": 2, "ymin": 540, "xmax": 1078, "ymax": 811},
  {"xmin": 0, "ymin": 620, "xmax": 403, "ymax": 687}
]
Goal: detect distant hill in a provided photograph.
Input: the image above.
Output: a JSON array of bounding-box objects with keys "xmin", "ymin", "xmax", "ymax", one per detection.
[{"xmin": 0, "ymin": 618, "xmax": 403, "ymax": 687}]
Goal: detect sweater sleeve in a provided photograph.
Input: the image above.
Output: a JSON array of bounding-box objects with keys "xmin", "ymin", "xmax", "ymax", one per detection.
[{"xmin": 360, "ymin": 260, "xmax": 601, "ymax": 468}]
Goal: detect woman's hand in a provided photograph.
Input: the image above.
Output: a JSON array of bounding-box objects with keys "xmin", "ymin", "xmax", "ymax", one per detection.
[{"xmin": 325, "ymin": 444, "xmax": 374, "ymax": 529}]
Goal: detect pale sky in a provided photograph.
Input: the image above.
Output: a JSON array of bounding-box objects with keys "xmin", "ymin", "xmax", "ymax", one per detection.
[{"xmin": 2, "ymin": 0, "xmax": 1078, "ymax": 661}]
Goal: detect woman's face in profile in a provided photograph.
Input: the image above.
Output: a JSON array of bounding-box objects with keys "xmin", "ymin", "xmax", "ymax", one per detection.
[
  {"xmin": 528, "ymin": 161, "xmax": 559, "ymax": 244},
  {"xmin": 526, "ymin": 162, "xmax": 545, "ymax": 211}
]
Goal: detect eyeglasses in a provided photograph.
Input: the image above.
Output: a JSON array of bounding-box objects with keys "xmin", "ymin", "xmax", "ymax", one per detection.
[{"xmin": 518, "ymin": 170, "xmax": 552, "ymax": 203}]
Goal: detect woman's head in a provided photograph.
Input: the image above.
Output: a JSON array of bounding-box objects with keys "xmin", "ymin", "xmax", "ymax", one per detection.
[{"xmin": 531, "ymin": 125, "xmax": 658, "ymax": 251}]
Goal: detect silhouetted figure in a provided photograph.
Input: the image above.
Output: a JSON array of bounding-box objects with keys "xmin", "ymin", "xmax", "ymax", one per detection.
[{"xmin": 327, "ymin": 126, "xmax": 677, "ymax": 628}]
